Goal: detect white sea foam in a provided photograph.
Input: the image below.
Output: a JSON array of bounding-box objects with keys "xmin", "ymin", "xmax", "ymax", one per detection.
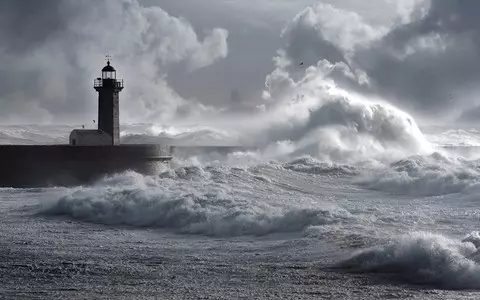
[
  {"xmin": 355, "ymin": 152, "xmax": 480, "ymax": 196},
  {"xmin": 424, "ymin": 127, "xmax": 480, "ymax": 148},
  {"xmin": 337, "ymin": 232, "xmax": 480, "ymax": 289},
  {"xmin": 41, "ymin": 168, "xmax": 353, "ymax": 237}
]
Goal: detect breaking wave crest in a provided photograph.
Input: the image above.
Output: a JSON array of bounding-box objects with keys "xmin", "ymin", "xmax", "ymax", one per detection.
[
  {"xmin": 40, "ymin": 169, "xmax": 353, "ymax": 237},
  {"xmin": 284, "ymin": 156, "xmax": 359, "ymax": 176},
  {"xmin": 0, "ymin": 125, "xmax": 73, "ymax": 145},
  {"xmin": 261, "ymin": 99, "xmax": 431, "ymax": 163},
  {"xmin": 355, "ymin": 152, "xmax": 480, "ymax": 196},
  {"xmin": 336, "ymin": 232, "xmax": 480, "ymax": 290}
]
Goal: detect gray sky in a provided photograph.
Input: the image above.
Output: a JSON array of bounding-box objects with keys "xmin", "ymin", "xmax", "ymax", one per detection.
[
  {"xmin": 141, "ymin": 0, "xmax": 398, "ymax": 109},
  {"xmin": 2, "ymin": 0, "xmax": 480, "ymax": 125}
]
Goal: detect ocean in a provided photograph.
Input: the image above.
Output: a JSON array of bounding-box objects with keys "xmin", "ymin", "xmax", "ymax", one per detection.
[{"xmin": 2, "ymin": 123, "xmax": 480, "ymax": 299}]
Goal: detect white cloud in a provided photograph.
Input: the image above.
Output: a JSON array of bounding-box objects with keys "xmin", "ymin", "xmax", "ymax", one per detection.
[
  {"xmin": 187, "ymin": 28, "xmax": 229, "ymax": 71},
  {"xmin": 271, "ymin": 0, "xmax": 480, "ymax": 121},
  {"xmin": 283, "ymin": 4, "xmax": 386, "ymax": 55}
]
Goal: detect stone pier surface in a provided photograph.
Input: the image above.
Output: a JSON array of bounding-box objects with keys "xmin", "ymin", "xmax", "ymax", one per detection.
[{"xmin": 0, "ymin": 145, "xmax": 172, "ymax": 188}]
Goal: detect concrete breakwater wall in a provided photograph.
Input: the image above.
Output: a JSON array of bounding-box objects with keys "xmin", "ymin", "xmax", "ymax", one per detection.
[{"xmin": 0, "ymin": 145, "xmax": 172, "ymax": 188}]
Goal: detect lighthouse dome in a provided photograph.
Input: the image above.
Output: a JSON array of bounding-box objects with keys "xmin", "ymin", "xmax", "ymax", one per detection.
[{"xmin": 102, "ymin": 61, "xmax": 116, "ymax": 72}]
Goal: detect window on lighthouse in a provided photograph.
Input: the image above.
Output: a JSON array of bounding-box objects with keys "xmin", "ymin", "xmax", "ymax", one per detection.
[{"xmin": 103, "ymin": 70, "xmax": 116, "ymax": 80}]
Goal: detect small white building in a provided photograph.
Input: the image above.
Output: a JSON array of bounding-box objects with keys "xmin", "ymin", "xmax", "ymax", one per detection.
[{"xmin": 69, "ymin": 130, "xmax": 113, "ymax": 146}]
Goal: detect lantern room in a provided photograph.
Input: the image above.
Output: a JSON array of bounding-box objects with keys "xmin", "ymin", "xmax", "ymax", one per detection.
[{"xmin": 102, "ymin": 61, "xmax": 116, "ymax": 79}]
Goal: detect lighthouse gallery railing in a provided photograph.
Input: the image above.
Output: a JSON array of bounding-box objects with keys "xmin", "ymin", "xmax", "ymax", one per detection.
[{"xmin": 94, "ymin": 79, "xmax": 124, "ymax": 89}]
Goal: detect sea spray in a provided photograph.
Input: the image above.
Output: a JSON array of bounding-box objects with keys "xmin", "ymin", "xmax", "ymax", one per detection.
[{"xmin": 251, "ymin": 59, "xmax": 433, "ymax": 163}]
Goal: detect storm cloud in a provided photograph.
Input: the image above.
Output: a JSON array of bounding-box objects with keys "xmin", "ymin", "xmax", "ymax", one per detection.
[{"xmin": 278, "ymin": 0, "xmax": 480, "ymax": 121}]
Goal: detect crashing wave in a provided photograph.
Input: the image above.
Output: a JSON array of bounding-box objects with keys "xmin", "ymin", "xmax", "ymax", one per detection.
[
  {"xmin": 40, "ymin": 169, "xmax": 353, "ymax": 237},
  {"xmin": 335, "ymin": 232, "xmax": 480, "ymax": 290},
  {"xmin": 255, "ymin": 60, "xmax": 432, "ymax": 163},
  {"xmin": 355, "ymin": 152, "xmax": 480, "ymax": 196}
]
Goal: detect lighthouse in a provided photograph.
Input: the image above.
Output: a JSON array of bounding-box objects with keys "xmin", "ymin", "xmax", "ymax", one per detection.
[
  {"xmin": 95, "ymin": 60, "xmax": 123, "ymax": 145},
  {"xmin": 0, "ymin": 58, "xmax": 173, "ymax": 188},
  {"xmin": 69, "ymin": 59, "xmax": 124, "ymax": 146}
]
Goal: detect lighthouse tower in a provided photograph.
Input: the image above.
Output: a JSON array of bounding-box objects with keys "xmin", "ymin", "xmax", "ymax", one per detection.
[
  {"xmin": 69, "ymin": 59, "xmax": 124, "ymax": 146},
  {"xmin": 94, "ymin": 60, "xmax": 124, "ymax": 145}
]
